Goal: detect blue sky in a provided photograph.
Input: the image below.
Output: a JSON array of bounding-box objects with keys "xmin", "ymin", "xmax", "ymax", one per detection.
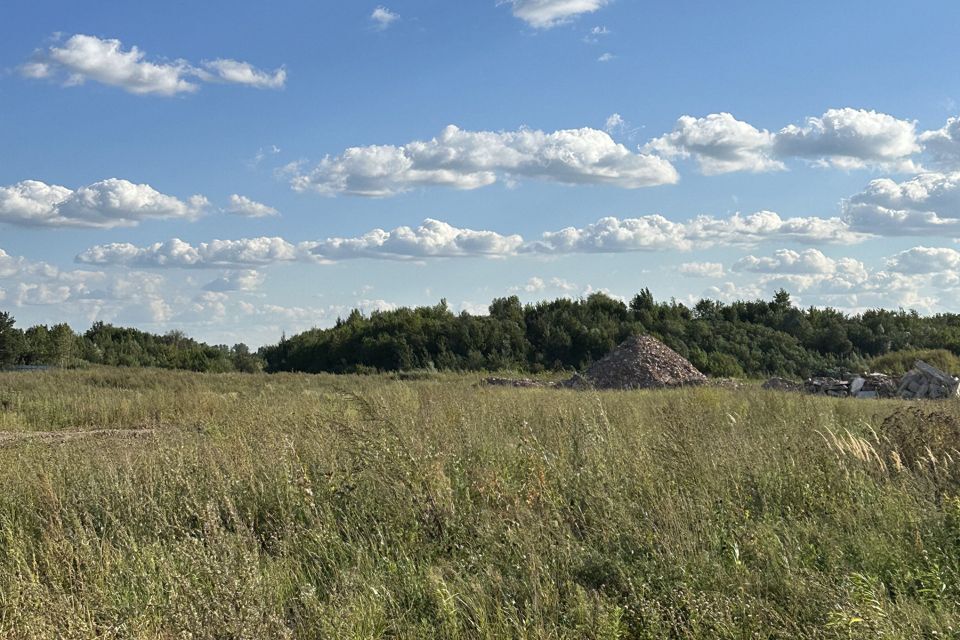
[{"xmin": 3, "ymin": 0, "xmax": 960, "ymax": 346}]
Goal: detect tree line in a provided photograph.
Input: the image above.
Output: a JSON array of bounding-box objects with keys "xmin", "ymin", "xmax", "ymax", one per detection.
[
  {"xmin": 5, "ymin": 289, "xmax": 960, "ymax": 378},
  {"xmin": 0, "ymin": 313, "xmax": 262, "ymax": 373},
  {"xmin": 259, "ymin": 289, "xmax": 960, "ymax": 378}
]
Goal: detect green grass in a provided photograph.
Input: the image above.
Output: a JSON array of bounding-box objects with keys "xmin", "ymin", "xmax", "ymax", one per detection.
[
  {"xmin": 0, "ymin": 368, "xmax": 959, "ymax": 638},
  {"xmin": 867, "ymin": 348, "xmax": 960, "ymax": 377}
]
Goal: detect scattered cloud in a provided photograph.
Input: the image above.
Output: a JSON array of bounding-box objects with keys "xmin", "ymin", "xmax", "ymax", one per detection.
[
  {"xmin": 510, "ymin": 276, "xmax": 546, "ymax": 293},
  {"xmin": 75, "ymin": 220, "xmax": 523, "ymax": 268},
  {"xmin": 0, "ymin": 247, "xmax": 184, "ymax": 318},
  {"xmin": 503, "ymin": 0, "xmax": 611, "ymax": 29},
  {"xmin": 77, "ymin": 237, "xmax": 308, "ymax": 268},
  {"xmin": 774, "ymin": 108, "xmax": 920, "ymax": 170},
  {"xmin": 200, "ymin": 59, "xmax": 286, "ymax": 90},
  {"xmin": 22, "ymin": 34, "xmax": 285, "ymax": 96},
  {"xmin": 371, "ymin": 6, "xmax": 400, "ymax": 30},
  {"xmin": 239, "ymin": 298, "xmax": 398, "ymax": 325},
  {"xmin": 0, "ymin": 179, "xmax": 208, "ymax": 228},
  {"xmin": 527, "ymin": 215, "xmax": 694, "ymax": 253},
  {"xmin": 920, "ymin": 116, "xmax": 960, "ymax": 168},
  {"xmin": 886, "ymin": 246, "xmax": 960, "ymax": 274},
  {"xmin": 0, "ymin": 247, "xmax": 103, "ymax": 285},
  {"xmin": 226, "ymin": 194, "xmax": 279, "ymax": 218},
  {"xmin": 311, "ymin": 218, "xmax": 523, "ymax": 260},
  {"xmin": 679, "ymin": 242, "xmax": 960, "ymax": 314},
  {"xmin": 843, "ymin": 172, "xmax": 960, "ymax": 235},
  {"xmin": 525, "ymin": 211, "xmax": 865, "ymax": 254},
  {"xmin": 583, "ymin": 25, "xmax": 610, "ymax": 43},
  {"xmin": 597, "ymin": 52, "xmax": 615, "ymax": 63},
  {"xmin": 679, "ymin": 262, "xmax": 725, "ymax": 278},
  {"xmin": 509, "ymin": 275, "xmax": 599, "ymax": 297},
  {"xmin": 249, "ymin": 145, "xmax": 281, "ymax": 168},
  {"xmin": 733, "ymin": 248, "xmax": 862, "ymax": 275},
  {"xmin": 646, "ymin": 108, "xmax": 920, "ymax": 175},
  {"xmin": 203, "ymin": 270, "xmax": 266, "ymax": 292},
  {"xmin": 604, "ymin": 113, "xmax": 625, "ymax": 134},
  {"xmin": 703, "ymin": 281, "xmax": 765, "ymax": 303},
  {"xmin": 548, "ymin": 277, "xmax": 581, "ymax": 292},
  {"xmin": 646, "ymin": 112, "xmax": 782, "ymax": 175},
  {"xmin": 291, "ymin": 124, "xmax": 678, "ymax": 196}
]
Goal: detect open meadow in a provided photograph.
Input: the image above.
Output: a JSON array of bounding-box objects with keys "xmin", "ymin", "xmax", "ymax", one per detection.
[{"xmin": 1, "ymin": 368, "xmax": 959, "ymax": 638}]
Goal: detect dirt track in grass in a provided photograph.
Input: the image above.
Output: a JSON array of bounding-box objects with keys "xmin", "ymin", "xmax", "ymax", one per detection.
[{"xmin": 0, "ymin": 428, "xmax": 156, "ymax": 446}]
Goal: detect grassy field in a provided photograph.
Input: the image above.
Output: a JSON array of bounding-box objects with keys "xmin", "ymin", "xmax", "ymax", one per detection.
[{"xmin": 0, "ymin": 368, "xmax": 958, "ymax": 638}]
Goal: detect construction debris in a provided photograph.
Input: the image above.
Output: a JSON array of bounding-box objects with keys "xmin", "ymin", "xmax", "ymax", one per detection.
[
  {"xmin": 559, "ymin": 372, "xmax": 593, "ymax": 390},
  {"xmin": 897, "ymin": 361, "xmax": 960, "ymax": 400},
  {"xmin": 764, "ymin": 360, "xmax": 958, "ymax": 400},
  {"xmin": 486, "ymin": 344, "xmax": 959, "ymax": 399},
  {"xmin": 568, "ymin": 335, "xmax": 707, "ymax": 390},
  {"xmin": 856, "ymin": 373, "xmax": 900, "ymax": 399},
  {"xmin": 484, "ymin": 377, "xmax": 554, "ymax": 388},
  {"xmin": 804, "ymin": 374, "xmax": 897, "ymax": 398}
]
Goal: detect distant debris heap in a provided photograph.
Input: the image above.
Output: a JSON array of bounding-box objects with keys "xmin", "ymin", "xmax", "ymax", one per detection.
[
  {"xmin": 566, "ymin": 335, "xmax": 707, "ymax": 390},
  {"xmin": 765, "ymin": 360, "xmax": 960, "ymax": 400},
  {"xmin": 898, "ymin": 361, "xmax": 960, "ymax": 400}
]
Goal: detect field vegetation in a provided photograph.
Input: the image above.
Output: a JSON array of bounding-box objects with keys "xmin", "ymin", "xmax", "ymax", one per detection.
[{"xmin": 1, "ymin": 368, "xmax": 959, "ymax": 637}]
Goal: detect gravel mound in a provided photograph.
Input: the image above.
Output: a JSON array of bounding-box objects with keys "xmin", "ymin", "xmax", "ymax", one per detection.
[{"xmin": 577, "ymin": 335, "xmax": 707, "ymax": 390}]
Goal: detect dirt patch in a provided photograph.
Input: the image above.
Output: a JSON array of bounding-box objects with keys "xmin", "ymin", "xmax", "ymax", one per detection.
[{"xmin": 0, "ymin": 428, "xmax": 156, "ymax": 447}]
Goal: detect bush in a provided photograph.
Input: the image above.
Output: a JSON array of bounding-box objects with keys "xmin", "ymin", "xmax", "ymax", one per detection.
[{"xmin": 868, "ymin": 349, "xmax": 960, "ymax": 376}]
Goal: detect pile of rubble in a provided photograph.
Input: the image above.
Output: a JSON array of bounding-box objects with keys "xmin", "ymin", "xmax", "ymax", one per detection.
[
  {"xmin": 804, "ymin": 373, "xmax": 898, "ymax": 399},
  {"xmin": 764, "ymin": 360, "xmax": 959, "ymax": 401},
  {"xmin": 853, "ymin": 373, "xmax": 900, "ymax": 399},
  {"xmin": 564, "ymin": 335, "xmax": 707, "ymax": 390},
  {"xmin": 484, "ymin": 377, "xmax": 553, "ymax": 388},
  {"xmin": 897, "ymin": 361, "xmax": 960, "ymax": 399}
]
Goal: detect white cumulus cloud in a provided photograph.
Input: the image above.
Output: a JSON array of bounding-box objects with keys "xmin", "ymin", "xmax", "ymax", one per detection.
[
  {"xmin": 76, "ymin": 237, "xmax": 306, "ymax": 268},
  {"xmin": 0, "ymin": 179, "xmax": 208, "ymax": 228},
  {"xmin": 371, "ymin": 6, "xmax": 400, "ymax": 30},
  {"xmin": 226, "ymin": 194, "xmax": 279, "ymax": 218},
  {"xmin": 525, "ymin": 211, "xmax": 864, "ymax": 254},
  {"xmin": 645, "ymin": 108, "xmax": 920, "ymax": 175},
  {"xmin": 200, "ymin": 59, "xmax": 286, "ymax": 89},
  {"xmin": 773, "ymin": 108, "xmax": 920, "ymax": 170},
  {"xmin": 646, "ymin": 112, "xmax": 782, "ymax": 175},
  {"xmin": 886, "ymin": 246, "xmax": 960, "ymax": 274},
  {"xmin": 733, "ymin": 248, "xmax": 858, "ymax": 275},
  {"xmin": 920, "ymin": 116, "xmax": 960, "ymax": 168},
  {"xmin": 22, "ymin": 34, "xmax": 285, "ymax": 96},
  {"xmin": 311, "ymin": 218, "xmax": 523, "ymax": 260},
  {"xmin": 843, "ymin": 172, "xmax": 960, "ymax": 235},
  {"xmin": 291, "ymin": 124, "xmax": 678, "ymax": 196},
  {"xmin": 679, "ymin": 262, "xmax": 725, "ymax": 278},
  {"xmin": 203, "ymin": 270, "xmax": 266, "ymax": 292},
  {"xmin": 502, "ymin": 0, "xmax": 610, "ymax": 28}
]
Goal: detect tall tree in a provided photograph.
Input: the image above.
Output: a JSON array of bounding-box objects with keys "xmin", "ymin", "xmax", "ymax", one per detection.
[{"xmin": 0, "ymin": 312, "xmax": 23, "ymax": 367}]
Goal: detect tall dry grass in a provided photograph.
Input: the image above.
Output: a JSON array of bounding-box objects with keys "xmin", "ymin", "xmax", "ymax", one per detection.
[{"xmin": 0, "ymin": 368, "xmax": 958, "ymax": 638}]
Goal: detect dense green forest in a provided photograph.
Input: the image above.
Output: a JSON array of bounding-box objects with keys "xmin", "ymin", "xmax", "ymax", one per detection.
[
  {"xmin": 5, "ymin": 289, "xmax": 960, "ymax": 378},
  {"xmin": 260, "ymin": 289, "xmax": 960, "ymax": 378},
  {"xmin": 0, "ymin": 312, "xmax": 261, "ymax": 373}
]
